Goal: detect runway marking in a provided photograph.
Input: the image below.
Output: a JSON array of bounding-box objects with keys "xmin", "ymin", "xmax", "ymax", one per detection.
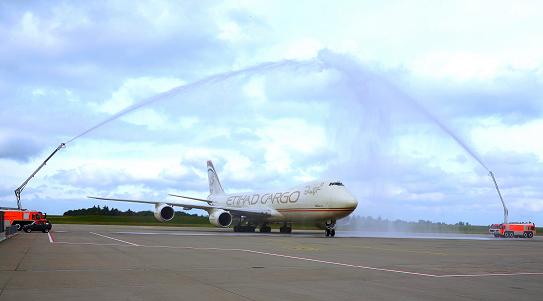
[
  {"xmin": 48, "ymin": 234, "xmax": 543, "ymax": 279},
  {"xmin": 113, "ymin": 231, "xmax": 306, "ymax": 237},
  {"xmin": 55, "ymin": 241, "xmax": 126, "ymax": 246},
  {"xmin": 89, "ymin": 232, "xmax": 141, "ymax": 246},
  {"xmin": 349, "ymin": 245, "xmax": 449, "ymax": 256},
  {"xmin": 436, "ymin": 272, "xmax": 543, "ymax": 278},
  {"xmin": 47, "ymin": 232, "xmax": 54, "ymax": 243}
]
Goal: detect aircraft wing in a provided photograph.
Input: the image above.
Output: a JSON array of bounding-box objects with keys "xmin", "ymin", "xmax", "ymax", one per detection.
[
  {"xmin": 167, "ymin": 193, "xmax": 278, "ymax": 216},
  {"xmin": 87, "ymin": 196, "xmax": 213, "ymax": 211},
  {"xmin": 87, "ymin": 196, "xmax": 279, "ymax": 217}
]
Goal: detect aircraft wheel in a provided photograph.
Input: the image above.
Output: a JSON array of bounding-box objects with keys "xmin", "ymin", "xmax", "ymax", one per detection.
[{"xmin": 280, "ymin": 226, "xmax": 291, "ymax": 234}]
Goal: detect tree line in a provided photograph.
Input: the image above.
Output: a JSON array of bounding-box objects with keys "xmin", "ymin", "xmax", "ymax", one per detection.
[
  {"xmin": 63, "ymin": 205, "xmax": 203, "ymax": 217},
  {"xmin": 339, "ymin": 215, "xmax": 479, "ymax": 232}
]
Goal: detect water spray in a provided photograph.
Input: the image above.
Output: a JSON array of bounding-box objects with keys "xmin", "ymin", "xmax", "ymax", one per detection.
[
  {"xmin": 12, "ymin": 51, "xmax": 515, "ymax": 227},
  {"xmin": 12, "ymin": 58, "xmax": 317, "ymax": 208},
  {"xmin": 66, "ymin": 59, "xmax": 315, "ymax": 144}
]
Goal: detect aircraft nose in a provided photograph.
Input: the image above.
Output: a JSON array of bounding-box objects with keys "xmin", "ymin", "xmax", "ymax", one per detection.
[{"xmin": 341, "ymin": 190, "xmax": 358, "ymax": 209}]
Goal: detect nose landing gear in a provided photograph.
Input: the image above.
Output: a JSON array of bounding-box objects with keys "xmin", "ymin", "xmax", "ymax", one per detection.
[{"xmin": 325, "ymin": 220, "xmax": 336, "ymax": 237}]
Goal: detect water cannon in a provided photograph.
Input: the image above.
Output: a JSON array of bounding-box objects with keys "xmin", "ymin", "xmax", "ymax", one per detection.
[
  {"xmin": 14, "ymin": 142, "xmax": 66, "ymax": 209},
  {"xmin": 489, "ymin": 170, "xmax": 508, "ymax": 224}
]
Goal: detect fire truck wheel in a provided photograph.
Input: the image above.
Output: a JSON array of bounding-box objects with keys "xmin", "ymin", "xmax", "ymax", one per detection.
[
  {"xmin": 505, "ymin": 232, "xmax": 511, "ymax": 238},
  {"xmin": 43, "ymin": 228, "xmax": 49, "ymax": 233},
  {"xmin": 25, "ymin": 228, "xmax": 31, "ymax": 233},
  {"xmin": 528, "ymin": 232, "xmax": 534, "ymax": 238},
  {"xmin": 16, "ymin": 224, "xmax": 22, "ymax": 231},
  {"xmin": 523, "ymin": 232, "xmax": 528, "ymax": 238}
]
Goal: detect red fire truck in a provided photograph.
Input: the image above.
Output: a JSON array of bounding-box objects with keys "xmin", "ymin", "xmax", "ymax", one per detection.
[
  {"xmin": 494, "ymin": 222, "xmax": 536, "ymax": 238},
  {"xmin": 0, "ymin": 208, "xmax": 47, "ymax": 231},
  {"xmin": 1, "ymin": 143, "xmax": 63, "ymax": 232}
]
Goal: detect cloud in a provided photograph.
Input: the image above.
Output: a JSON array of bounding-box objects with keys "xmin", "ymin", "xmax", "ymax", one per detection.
[
  {"xmin": 1, "ymin": 1, "xmax": 543, "ymax": 225},
  {"xmin": 0, "ymin": 132, "xmax": 45, "ymax": 162}
]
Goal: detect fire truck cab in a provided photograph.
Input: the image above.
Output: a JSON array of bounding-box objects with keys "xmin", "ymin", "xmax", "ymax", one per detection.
[
  {"xmin": 496, "ymin": 222, "xmax": 536, "ymax": 238},
  {"xmin": 0, "ymin": 209, "xmax": 47, "ymax": 231}
]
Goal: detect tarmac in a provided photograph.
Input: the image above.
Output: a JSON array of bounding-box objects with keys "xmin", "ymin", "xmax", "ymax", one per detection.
[{"xmin": 1, "ymin": 224, "xmax": 542, "ymax": 301}]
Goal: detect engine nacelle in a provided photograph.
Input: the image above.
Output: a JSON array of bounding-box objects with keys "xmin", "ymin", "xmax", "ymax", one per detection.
[
  {"xmin": 154, "ymin": 203, "xmax": 175, "ymax": 222},
  {"xmin": 208, "ymin": 209, "xmax": 232, "ymax": 228}
]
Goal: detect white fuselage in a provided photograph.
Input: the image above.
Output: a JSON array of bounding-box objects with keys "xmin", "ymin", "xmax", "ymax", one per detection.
[{"xmin": 209, "ymin": 180, "xmax": 358, "ymax": 224}]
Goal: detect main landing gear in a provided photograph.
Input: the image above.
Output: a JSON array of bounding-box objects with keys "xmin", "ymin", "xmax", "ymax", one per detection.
[
  {"xmin": 279, "ymin": 223, "xmax": 292, "ymax": 234},
  {"xmin": 233, "ymin": 224, "xmax": 256, "ymax": 232},
  {"xmin": 233, "ymin": 217, "xmax": 256, "ymax": 232},
  {"xmin": 260, "ymin": 224, "xmax": 272, "ymax": 233},
  {"xmin": 325, "ymin": 220, "xmax": 336, "ymax": 237}
]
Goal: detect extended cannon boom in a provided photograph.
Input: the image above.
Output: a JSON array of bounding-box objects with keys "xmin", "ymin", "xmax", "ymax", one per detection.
[
  {"xmin": 14, "ymin": 143, "xmax": 66, "ymax": 209},
  {"xmin": 489, "ymin": 170, "xmax": 508, "ymax": 224}
]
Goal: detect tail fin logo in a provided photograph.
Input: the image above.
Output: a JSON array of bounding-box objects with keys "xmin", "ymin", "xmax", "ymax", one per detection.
[{"xmin": 207, "ymin": 160, "xmax": 224, "ymax": 195}]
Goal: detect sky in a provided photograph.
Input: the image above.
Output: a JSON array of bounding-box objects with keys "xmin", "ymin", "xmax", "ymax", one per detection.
[{"xmin": 1, "ymin": 0, "xmax": 543, "ymax": 225}]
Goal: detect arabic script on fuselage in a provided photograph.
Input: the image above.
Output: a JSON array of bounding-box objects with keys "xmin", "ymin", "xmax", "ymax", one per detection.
[{"xmin": 304, "ymin": 182, "xmax": 324, "ymax": 196}]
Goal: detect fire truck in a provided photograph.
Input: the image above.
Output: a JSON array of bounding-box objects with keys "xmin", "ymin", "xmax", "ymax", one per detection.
[
  {"xmin": 494, "ymin": 222, "xmax": 536, "ymax": 238},
  {"xmin": 1, "ymin": 208, "xmax": 47, "ymax": 231},
  {"xmin": 488, "ymin": 171, "xmax": 536, "ymax": 239},
  {"xmin": 1, "ymin": 143, "xmax": 64, "ymax": 232}
]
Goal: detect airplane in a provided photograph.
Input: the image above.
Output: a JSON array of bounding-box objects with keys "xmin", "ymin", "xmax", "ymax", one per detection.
[{"xmin": 89, "ymin": 161, "xmax": 358, "ymax": 237}]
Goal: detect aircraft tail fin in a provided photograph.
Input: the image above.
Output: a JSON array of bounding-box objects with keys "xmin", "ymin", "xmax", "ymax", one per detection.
[{"xmin": 207, "ymin": 160, "xmax": 224, "ymax": 195}]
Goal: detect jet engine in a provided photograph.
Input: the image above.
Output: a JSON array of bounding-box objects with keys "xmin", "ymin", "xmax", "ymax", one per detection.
[
  {"xmin": 208, "ymin": 209, "xmax": 232, "ymax": 227},
  {"xmin": 154, "ymin": 203, "xmax": 175, "ymax": 222}
]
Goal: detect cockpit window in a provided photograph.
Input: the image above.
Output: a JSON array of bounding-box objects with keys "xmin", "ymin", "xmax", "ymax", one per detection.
[{"xmin": 329, "ymin": 182, "xmax": 344, "ymax": 186}]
